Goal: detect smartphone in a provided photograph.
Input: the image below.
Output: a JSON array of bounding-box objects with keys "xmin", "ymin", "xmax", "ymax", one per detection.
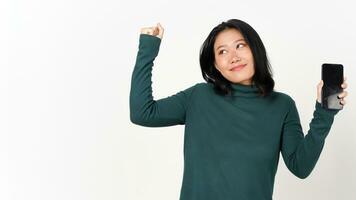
[{"xmin": 321, "ymin": 63, "xmax": 344, "ymax": 110}]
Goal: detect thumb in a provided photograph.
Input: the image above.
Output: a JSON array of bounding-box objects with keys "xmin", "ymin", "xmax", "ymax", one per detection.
[
  {"xmin": 317, "ymin": 80, "xmax": 323, "ymax": 104},
  {"xmin": 317, "ymin": 80, "xmax": 324, "ymax": 93},
  {"xmin": 318, "ymin": 80, "xmax": 324, "ymax": 88},
  {"xmin": 156, "ymin": 22, "xmax": 164, "ymax": 39}
]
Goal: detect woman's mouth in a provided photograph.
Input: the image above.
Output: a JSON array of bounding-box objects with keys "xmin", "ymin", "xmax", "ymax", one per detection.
[{"xmin": 230, "ymin": 64, "xmax": 247, "ymax": 71}]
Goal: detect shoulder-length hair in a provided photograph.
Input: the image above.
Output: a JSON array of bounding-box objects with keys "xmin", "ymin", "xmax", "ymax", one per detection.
[{"xmin": 199, "ymin": 19, "xmax": 274, "ymax": 97}]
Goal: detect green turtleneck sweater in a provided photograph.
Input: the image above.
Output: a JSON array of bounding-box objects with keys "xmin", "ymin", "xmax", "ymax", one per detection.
[{"xmin": 130, "ymin": 34, "xmax": 339, "ymax": 200}]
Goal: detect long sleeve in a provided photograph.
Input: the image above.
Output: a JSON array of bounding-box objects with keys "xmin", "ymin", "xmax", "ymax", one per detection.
[
  {"xmin": 281, "ymin": 99, "xmax": 339, "ymax": 179},
  {"xmin": 129, "ymin": 34, "xmax": 196, "ymax": 127}
]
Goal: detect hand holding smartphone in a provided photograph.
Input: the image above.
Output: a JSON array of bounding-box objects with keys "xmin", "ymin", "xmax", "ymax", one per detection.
[{"xmin": 321, "ymin": 63, "xmax": 344, "ymax": 110}]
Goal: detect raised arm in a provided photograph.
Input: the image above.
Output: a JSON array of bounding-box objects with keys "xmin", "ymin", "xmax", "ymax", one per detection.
[{"xmin": 130, "ymin": 23, "xmax": 197, "ymax": 127}]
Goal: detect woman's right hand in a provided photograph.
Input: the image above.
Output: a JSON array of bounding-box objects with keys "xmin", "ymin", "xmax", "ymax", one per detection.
[{"xmin": 140, "ymin": 23, "xmax": 164, "ymax": 39}]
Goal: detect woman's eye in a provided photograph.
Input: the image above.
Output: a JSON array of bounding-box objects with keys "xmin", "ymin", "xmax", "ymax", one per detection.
[
  {"xmin": 218, "ymin": 44, "xmax": 245, "ymax": 54},
  {"xmin": 237, "ymin": 43, "xmax": 245, "ymax": 48},
  {"xmin": 219, "ymin": 50, "xmax": 227, "ymax": 54}
]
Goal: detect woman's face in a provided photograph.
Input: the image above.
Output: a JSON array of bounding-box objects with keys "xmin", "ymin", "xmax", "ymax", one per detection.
[{"xmin": 213, "ymin": 28, "xmax": 255, "ymax": 85}]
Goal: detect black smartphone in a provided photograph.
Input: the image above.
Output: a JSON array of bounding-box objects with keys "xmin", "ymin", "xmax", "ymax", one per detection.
[{"xmin": 321, "ymin": 63, "xmax": 344, "ymax": 110}]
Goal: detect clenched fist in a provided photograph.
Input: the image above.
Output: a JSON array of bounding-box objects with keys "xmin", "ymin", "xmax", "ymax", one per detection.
[{"xmin": 140, "ymin": 23, "xmax": 164, "ymax": 39}]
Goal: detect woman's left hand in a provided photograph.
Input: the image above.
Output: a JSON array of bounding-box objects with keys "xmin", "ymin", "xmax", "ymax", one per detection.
[{"xmin": 317, "ymin": 77, "xmax": 348, "ymax": 105}]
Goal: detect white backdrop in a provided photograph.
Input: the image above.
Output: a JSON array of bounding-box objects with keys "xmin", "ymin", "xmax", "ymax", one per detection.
[{"xmin": 1, "ymin": 0, "xmax": 355, "ymax": 199}]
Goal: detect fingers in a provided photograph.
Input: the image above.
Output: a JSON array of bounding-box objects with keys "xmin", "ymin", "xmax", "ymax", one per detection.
[
  {"xmin": 340, "ymin": 77, "xmax": 347, "ymax": 106},
  {"xmin": 342, "ymin": 83, "xmax": 348, "ymax": 88},
  {"xmin": 141, "ymin": 26, "xmax": 156, "ymax": 34},
  {"xmin": 342, "ymin": 76, "xmax": 348, "ymax": 89},
  {"xmin": 340, "ymin": 99, "xmax": 346, "ymax": 105},
  {"xmin": 338, "ymin": 85, "xmax": 348, "ymax": 105},
  {"xmin": 338, "ymin": 90, "xmax": 348, "ymax": 99},
  {"xmin": 140, "ymin": 23, "xmax": 164, "ymax": 39},
  {"xmin": 317, "ymin": 78, "xmax": 348, "ymax": 106}
]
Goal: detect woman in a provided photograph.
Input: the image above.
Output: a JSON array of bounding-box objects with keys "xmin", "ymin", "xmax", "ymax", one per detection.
[{"xmin": 130, "ymin": 19, "xmax": 348, "ymax": 200}]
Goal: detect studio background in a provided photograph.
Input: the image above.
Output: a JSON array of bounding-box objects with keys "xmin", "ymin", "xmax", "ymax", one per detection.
[{"xmin": 1, "ymin": 0, "xmax": 355, "ymax": 199}]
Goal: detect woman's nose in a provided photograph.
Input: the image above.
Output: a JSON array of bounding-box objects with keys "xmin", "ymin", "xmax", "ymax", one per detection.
[
  {"xmin": 231, "ymin": 50, "xmax": 241, "ymax": 62},
  {"xmin": 231, "ymin": 55, "xmax": 241, "ymax": 62}
]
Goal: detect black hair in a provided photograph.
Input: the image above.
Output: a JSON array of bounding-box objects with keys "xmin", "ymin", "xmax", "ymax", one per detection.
[{"xmin": 199, "ymin": 19, "xmax": 274, "ymax": 97}]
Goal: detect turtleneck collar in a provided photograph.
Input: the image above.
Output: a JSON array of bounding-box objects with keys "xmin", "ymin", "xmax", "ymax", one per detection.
[{"xmin": 230, "ymin": 83, "xmax": 260, "ymax": 97}]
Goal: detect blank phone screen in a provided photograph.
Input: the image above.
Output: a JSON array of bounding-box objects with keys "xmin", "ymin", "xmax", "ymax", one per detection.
[{"xmin": 322, "ymin": 64, "xmax": 343, "ymax": 89}]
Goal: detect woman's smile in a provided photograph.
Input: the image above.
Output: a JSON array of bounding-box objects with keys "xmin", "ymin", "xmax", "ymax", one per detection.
[{"xmin": 230, "ymin": 64, "xmax": 247, "ymax": 71}]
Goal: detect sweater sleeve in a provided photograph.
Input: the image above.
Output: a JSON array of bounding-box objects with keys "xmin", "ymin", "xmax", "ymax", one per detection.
[
  {"xmin": 129, "ymin": 34, "xmax": 196, "ymax": 127},
  {"xmin": 280, "ymin": 99, "xmax": 339, "ymax": 179}
]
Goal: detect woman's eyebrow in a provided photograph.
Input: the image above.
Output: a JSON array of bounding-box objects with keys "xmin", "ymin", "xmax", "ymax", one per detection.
[{"xmin": 215, "ymin": 39, "xmax": 245, "ymax": 50}]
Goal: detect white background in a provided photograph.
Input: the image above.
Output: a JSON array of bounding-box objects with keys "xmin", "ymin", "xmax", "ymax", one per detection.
[{"xmin": 1, "ymin": 0, "xmax": 355, "ymax": 199}]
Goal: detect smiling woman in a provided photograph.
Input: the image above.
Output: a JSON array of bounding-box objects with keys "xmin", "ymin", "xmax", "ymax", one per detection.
[
  {"xmin": 129, "ymin": 19, "xmax": 348, "ymax": 200},
  {"xmin": 200, "ymin": 19, "xmax": 275, "ymax": 97},
  {"xmin": 214, "ymin": 29, "xmax": 255, "ymax": 85}
]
